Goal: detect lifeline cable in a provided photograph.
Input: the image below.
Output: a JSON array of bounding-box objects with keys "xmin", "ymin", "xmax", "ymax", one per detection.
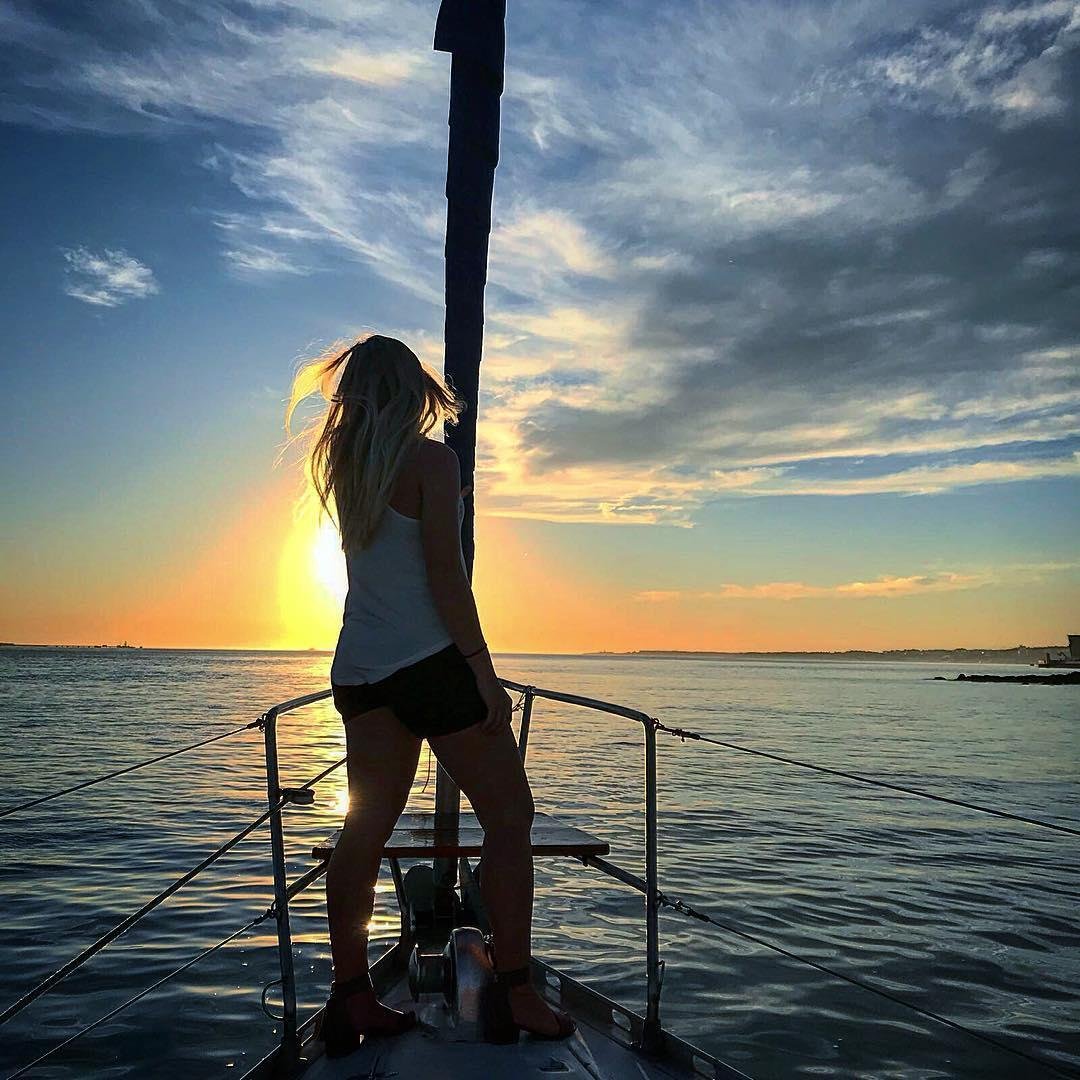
[
  {"xmin": 657, "ymin": 890, "xmax": 1079, "ymax": 1079},
  {"xmin": 0, "ymin": 747, "xmax": 347, "ymax": 1027},
  {"xmin": 0, "ymin": 719, "xmax": 263, "ymax": 820},
  {"xmin": 0, "ymin": 806, "xmax": 276, "ymax": 1026},
  {"xmin": 6, "ymin": 908, "xmax": 273, "ymax": 1079},
  {"xmin": 654, "ymin": 721, "xmax": 1080, "ymax": 838}
]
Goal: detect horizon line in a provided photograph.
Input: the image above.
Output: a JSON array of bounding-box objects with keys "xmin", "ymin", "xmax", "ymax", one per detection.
[{"xmin": 1, "ymin": 642, "xmax": 1067, "ymax": 655}]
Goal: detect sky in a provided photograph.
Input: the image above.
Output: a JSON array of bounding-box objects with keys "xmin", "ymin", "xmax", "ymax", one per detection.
[{"xmin": 1, "ymin": 0, "xmax": 1078, "ymax": 653}]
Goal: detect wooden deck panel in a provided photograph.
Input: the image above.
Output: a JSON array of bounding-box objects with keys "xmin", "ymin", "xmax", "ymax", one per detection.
[{"xmin": 311, "ymin": 811, "xmax": 609, "ymax": 861}]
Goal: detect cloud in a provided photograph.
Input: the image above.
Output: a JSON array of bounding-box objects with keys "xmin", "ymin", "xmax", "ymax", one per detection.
[
  {"xmin": 214, "ymin": 216, "xmax": 311, "ymax": 276},
  {"xmin": 635, "ymin": 590, "xmax": 684, "ymax": 603},
  {"xmin": 864, "ymin": 1, "xmax": 1080, "ymax": 124},
  {"xmin": 61, "ymin": 247, "xmax": 159, "ymax": 307},
  {"xmin": 480, "ymin": 2, "xmax": 1079, "ymax": 519},
  {"xmin": 304, "ymin": 48, "xmax": 420, "ymax": 87},
  {"xmin": 4, "ymin": 2, "xmax": 451, "ymax": 295},
  {"xmin": 493, "ymin": 207, "xmax": 616, "ymax": 280},
  {"xmin": 7, "ymin": 2, "xmax": 1079, "ymax": 520},
  {"xmin": 222, "ymin": 244, "xmax": 309, "ymax": 276},
  {"xmin": 632, "ymin": 560, "xmax": 1080, "ymax": 603},
  {"xmin": 721, "ymin": 572, "xmax": 987, "ymax": 600},
  {"xmin": 748, "ymin": 454, "xmax": 1080, "ymax": 498}
]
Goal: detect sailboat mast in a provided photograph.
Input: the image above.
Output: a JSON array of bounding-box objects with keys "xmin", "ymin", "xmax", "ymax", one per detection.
[
  {"xmin": 432, "ymin": 0, "xmax": 507, "ymax": 885},
  {"xmin": 435, "ymin": 0, "xmax": 506, "ymax": 578}
]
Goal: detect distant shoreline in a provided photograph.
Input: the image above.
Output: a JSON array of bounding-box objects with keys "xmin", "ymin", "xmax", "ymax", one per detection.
[
  {"xmin": 1, "ymin": 643, "xmax": 1065, "ymax": 664},
  {"xmin": 589, "ymin": 647, "xmax": 1064, "ymax": 665}
]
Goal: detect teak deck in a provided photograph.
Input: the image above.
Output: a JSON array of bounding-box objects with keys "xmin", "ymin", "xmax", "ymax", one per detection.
[{"xmin": 312, "ymin": 811, "xmax": 609, "ymax": 861}]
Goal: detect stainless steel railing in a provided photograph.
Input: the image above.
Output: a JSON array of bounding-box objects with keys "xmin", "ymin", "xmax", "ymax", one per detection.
[
  {"xmin": 500, "ymin": 680, "xmax": 664, "ymax": 1052},
  {"xmin": 258, "ymin": 679, "xmax": 668, "ymax": 1059},
  {"xmin": 257, "ymin": 689, "xmax": 334, "ymax": 1070}
]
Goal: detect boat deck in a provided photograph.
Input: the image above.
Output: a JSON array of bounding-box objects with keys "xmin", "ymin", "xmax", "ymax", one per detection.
[{"xmin": 293, "ymin": 963, "xmax": 743, "ymax": 1080}]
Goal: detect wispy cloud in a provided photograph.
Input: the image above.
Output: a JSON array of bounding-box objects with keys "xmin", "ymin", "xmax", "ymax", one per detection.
[
  {"xmin": 61, "ymin": 247, "xmax": 159, "ymax": 307},
  {"xmin": 8, "ymin": 2, "xmax": 1079, "ymax": 519},
  {"xmin": 632, "ymin": 560, "xmax": 1080, "ymax": 603},
  {"xmin": 715, "ymin": 572, "xmax": 986, "ymax": 601},
  {"xmin": 863, "ymin": 1, "xmax": 1080, "ymax": 125},
  {"xmin": 740, "ymin": 453, "xmax": 1080, "ymax": 498},
  {"xmin": 304, "ymin": 48, "xmax": 420, "ymax": 87},
  {"xmin": 222, "ymin": 245, "xmax": 309, "ymax": 276}
]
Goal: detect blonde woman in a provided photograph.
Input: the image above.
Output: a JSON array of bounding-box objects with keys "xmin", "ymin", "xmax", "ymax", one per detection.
[{"xmin": 286, "ymin": 334, "xmax": 575, "ymax": 1056}]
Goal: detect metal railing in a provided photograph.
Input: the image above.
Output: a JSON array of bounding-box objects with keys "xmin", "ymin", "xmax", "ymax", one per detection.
[
  {"xmin": 501, "ymin": 679, "xmax": 665, "ymax": 1052},
  {"xmin": 257, "ymin": 689, "xmax": 334, "ymax": 1071},
  {"xmin": 258, "ymin": 680, "xmax": 670, "ymax": 1060},
  {"xmin": 0, "ymin": 678, "xmax": 733, "ymax": 1071},
  {"xmin": 0, "ymin": 704, "xmax": 343, "ymax": 1077}
]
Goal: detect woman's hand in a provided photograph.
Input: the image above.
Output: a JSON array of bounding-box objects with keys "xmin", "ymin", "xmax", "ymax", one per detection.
[{"xmin": 475, "ymin": 668, "xmax": 513, "ymax": 735}]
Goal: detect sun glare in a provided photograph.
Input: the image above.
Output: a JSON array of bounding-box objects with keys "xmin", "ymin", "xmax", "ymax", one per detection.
[
  {"xmin": 312, "ymin": 518, "xmax": 348, "ymax": 602},
  {"xmin": 276, "ymin": 510, "xmax": 347, "ymax": 650}
]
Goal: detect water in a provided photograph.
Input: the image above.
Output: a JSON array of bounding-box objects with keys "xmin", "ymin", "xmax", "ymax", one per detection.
[{"xmin": 1, "ymin": 647, "xmax": 1077, "ymax": 1079}]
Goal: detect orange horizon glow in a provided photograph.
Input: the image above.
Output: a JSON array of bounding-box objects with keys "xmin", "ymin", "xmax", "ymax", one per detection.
[{"xmin": 1, "ymin": 475, "xmax": 1074, "ymax": 653}]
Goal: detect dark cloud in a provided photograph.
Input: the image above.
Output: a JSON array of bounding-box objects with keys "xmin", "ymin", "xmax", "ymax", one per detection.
[{"xmin": 515, "ymin": 4, "xmax": 1080, "ymax": 485}]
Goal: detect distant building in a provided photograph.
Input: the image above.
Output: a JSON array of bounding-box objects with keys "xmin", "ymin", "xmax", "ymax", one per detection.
[{"xmin": 1036, "ymin": 634, "xmax": 1080, "ymax": 668}]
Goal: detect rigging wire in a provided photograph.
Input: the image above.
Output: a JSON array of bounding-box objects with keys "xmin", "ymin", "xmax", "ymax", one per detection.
[
  {"xmin": 297, "ymin": 755, "xmax": 347, "ymax": 792},
  {"xmin": 0, "ymin": 806, "xmax": 276, "ymax": 1027},
  {"xmin": 6, "ymin": 907, "xmax": 275, "ymax": 1079},
  {"xmin": 0, "ymin": 719, "xmax": 263, "ymax": 820},
  {"xmin": 656, "ymin": 889, "xmax": 1079, "ymax": 1080},
  {"xmin": 0, "ymin": 751, "xmax": 346, "ymax": 1027},
  {"xmin": 653, "ymin": 721, "xmax": 1080, "ymax": 838}
]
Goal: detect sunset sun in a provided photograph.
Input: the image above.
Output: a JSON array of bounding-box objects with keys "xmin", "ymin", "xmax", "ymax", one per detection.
[
  {"xmin": 276, "ymin": 511, "xmax": 346, "ymax": 650},
  {"xmin": 311, "ymin": 517, "xmax": 347, "ymax": 603}
]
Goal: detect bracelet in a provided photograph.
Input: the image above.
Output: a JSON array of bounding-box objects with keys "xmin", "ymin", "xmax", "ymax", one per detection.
[{"xmin": 461, "ymin": 643, "xmax": 488, "ymax": 659}]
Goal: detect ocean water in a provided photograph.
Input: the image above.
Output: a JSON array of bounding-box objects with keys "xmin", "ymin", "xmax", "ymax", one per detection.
[{"xmin": 1, "ymin": 647, "xmax": 1077, "ymax": 1080}]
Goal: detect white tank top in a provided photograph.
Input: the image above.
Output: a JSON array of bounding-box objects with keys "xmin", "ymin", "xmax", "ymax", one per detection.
[{"xmin": 330, "ymin": 497, "xmax": 466, "ymax": 685}]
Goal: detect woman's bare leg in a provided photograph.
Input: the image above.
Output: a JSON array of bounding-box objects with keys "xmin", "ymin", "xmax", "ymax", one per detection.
[
  {"xmin": 429, "ymin": 723, "xmax": 534, "ymax": 967},
  {"xmin": 325, "ymin": 706, "xmax": 420, "ymax": 1022},
  {"xmin": 429, "ymin": 722, "xmax": 568, "ymax": 1034}
]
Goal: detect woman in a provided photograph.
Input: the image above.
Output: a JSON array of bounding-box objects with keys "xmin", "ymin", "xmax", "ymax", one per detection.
[{"xmin": 286, "ymin": 333, "xmax": 575, "ymax": 1056}]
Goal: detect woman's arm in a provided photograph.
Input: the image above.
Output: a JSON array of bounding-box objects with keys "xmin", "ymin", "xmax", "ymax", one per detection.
[{"xmin": 419, "ymin": 440, "xmax": 512, "ymax": 734}]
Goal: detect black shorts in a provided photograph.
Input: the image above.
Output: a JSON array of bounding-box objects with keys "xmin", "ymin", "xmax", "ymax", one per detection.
[{"xmin": 332, "ymin": 643, "xmax": 487, "ymax": 739}]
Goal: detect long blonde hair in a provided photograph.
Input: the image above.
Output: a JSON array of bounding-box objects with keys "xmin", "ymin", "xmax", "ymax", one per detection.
[{"xmin": 286, "ymin": 334, "xmax": 463, "ymax": 551}]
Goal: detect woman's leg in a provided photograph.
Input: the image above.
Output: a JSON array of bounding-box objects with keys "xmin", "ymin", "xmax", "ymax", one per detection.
[
  {"xmin": 325, "ymin": 706, "xmax": 420, "ymax": 997},
  {"xmin": 428, "ymin": 723, "xmax": 534, "ymax": 968},
  {"xmin": 429, "ymin": 723, "xmax": 569, "ymax": 1035}
]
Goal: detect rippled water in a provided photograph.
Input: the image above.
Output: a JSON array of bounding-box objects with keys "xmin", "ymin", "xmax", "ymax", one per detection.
[{"xmin": 1, "ymin": 647, "xmax": 1077, "ymax": 1079}]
